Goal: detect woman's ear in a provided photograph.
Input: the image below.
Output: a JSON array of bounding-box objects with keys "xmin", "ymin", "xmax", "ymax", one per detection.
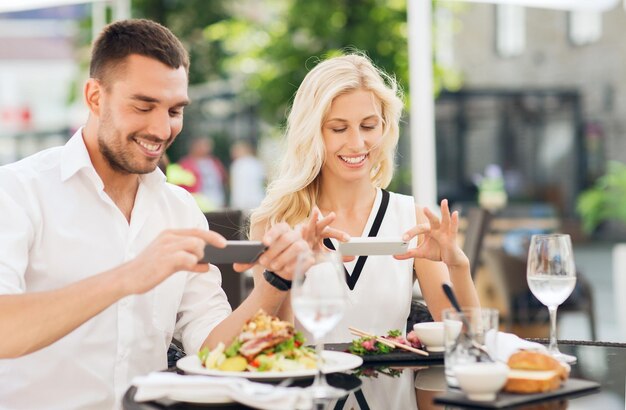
[{"xmin": 84, "ymin": 78, "xmax": 102, "ymax": 117}]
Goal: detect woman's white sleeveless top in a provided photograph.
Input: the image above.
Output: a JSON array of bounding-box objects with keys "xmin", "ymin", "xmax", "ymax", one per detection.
[{"xmin": 298, "ymin": 188, "xmax": 418, "ymax": 343}]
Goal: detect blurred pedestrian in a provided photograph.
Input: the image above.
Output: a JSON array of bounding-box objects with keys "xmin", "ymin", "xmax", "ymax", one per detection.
[
  {"xmin": 179, "ymin": 136, "xmax": 227, "ymax": 209},
  {"xmin": 229, "ymin": 140, "xmax": 265, "ymax": 210}
]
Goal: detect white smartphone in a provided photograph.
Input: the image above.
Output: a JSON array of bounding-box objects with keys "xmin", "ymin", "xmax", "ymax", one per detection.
[{"xmin": 336, "ymin": 237, "xmax": 409, "ymax": 256}]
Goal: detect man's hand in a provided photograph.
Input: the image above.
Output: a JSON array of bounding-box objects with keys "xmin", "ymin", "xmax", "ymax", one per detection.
[{"xmin": 123, "ymin": 229, "xmax": 227, "ymax": 294}]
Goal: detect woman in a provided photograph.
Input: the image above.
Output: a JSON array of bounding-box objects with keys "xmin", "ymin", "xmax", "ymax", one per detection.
[{"xmin": 250, "ymin": 53, "xmax": 479, "ymax": 343}]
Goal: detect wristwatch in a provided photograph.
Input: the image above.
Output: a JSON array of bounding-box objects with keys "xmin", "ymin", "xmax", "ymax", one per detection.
[{"xmin": 263, "ymin": 270, "xmax": 292, "ymax": 291}]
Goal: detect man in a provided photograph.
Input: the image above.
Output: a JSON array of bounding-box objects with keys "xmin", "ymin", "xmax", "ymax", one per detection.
[{"xmin": 0, "ymin": 19, "xmax": 311, "ymax": 409}]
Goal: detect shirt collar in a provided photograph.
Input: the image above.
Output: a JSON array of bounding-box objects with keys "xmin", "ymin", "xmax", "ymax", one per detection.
[
  {"xmin": 139, "ymin": 165, "xmax": 167, "ymax": 189},
  {"xmin": 60, "ymin": 127, "xmax": 167, "ymax": 189},
  {"xmin": 60, "ymin": 128, "xmax": 95, "ymax": 183}
]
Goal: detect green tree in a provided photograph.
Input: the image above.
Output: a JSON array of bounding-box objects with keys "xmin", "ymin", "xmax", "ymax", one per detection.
[
  {"xmin": 204, "ymin": 0, "xmax": 462, "ymax": 122},
  {"xmin": 206, "ymin": 0, "xmax": 405, "ymax": 122},
  {"xmin": 132, "ymin": 0, "xmax": 232, "ymax": 84}
]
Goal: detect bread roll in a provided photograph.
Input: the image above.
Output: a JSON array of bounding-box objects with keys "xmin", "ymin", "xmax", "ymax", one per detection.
[
  {"xmin": 503, "ymin": 351, "xmax": 569, "ymax": 394},
  {"xmin": 508, "ymin": 350, "xmax": 570, "ymax": 379}
]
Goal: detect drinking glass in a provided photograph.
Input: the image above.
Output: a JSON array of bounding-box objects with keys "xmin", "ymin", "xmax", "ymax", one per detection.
[
  {"xmin": 526, "ymin": 233, "xmax": 577, "ymax": 364},
  {"xmin": 443, "ymin": 307, "xmax": 499, "ymax": 387},
  {"xmin": 291, "ymin": 250, "xmax": 348, "ymax": 399}
]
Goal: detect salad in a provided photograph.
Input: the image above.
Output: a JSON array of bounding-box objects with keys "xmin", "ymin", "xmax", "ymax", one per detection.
[
  {"xmin": 198, "ymin": 309, "xmax": 318, "ymax": 372},
  {"xmin": 349, "ymin": 329, "xmax": 422, "ymax": 355}
]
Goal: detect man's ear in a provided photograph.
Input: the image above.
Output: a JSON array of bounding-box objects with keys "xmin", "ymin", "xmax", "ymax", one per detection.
[{"xmin": 84, "ymin": 78, "xmax": 102, "ymax": 117}]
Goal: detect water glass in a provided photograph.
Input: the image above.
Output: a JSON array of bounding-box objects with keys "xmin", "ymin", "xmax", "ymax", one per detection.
[
  {"xmin": 527, "ymin": 233, "xmax": 577, "ymax": 364},
  {"xmin": 443, "ymin": 308, "xmax": 499, "ymax": 387},
  {"xmin": 291, "ymin": 250, "xmax": 347, "ymax": 399}
]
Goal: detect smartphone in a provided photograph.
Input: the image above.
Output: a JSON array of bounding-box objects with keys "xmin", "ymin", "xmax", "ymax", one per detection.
[
  {"xmin": 200, "ymin": 240, "xmax": 267, "ymax": 265},
  {"xmin": 337, "ymin": 237, "xmax": 409, "ymax": 256}
]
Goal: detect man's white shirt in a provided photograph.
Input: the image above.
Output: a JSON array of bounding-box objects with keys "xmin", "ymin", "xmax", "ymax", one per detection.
[{"xmin": 0, "ymin": 129, "xmax": 232, "ymax": 409}]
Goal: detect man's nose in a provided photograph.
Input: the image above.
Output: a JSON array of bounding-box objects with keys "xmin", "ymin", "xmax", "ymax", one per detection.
[{"xmin": 146, "ymin": 110, "xmax": 172, "ymax": 140}]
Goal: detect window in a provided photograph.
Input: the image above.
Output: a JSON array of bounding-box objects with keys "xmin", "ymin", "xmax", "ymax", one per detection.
[
  {"xmin": 435, "ymin": 5, "xmax": 454, "ymax": 67},
  {"xmin": 568, "ymin": 11, "xmax": 602, "ymax": 46},
  {"xmin": 496, "ymin": 5, "xmax": 526, "ymax": 58}
]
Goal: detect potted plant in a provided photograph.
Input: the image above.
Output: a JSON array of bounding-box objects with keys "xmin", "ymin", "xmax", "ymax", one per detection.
[
  {"xmin": 576, "ymin": 160, "xmax": 626, "ymax": 340},
  {"xmin": 577, "ymin": 161, "xmax": 626, "ymax": 235}
]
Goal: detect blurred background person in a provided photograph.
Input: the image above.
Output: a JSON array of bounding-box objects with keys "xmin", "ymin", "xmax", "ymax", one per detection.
[
  {"xmin": 229, "ymin": 140, "xmax": 266, "ymax": 210},
  {"xmin": 179, "ymin": 136, "xmax": 227, "ymax": 210}
]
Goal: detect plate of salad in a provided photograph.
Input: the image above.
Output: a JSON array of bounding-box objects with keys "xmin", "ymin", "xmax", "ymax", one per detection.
[
  {"xmin": 177, "ymin": 310, "xmax": 363, "ymax": 381},
  {"xmin": 325, "ymin": 329, "xmax": 443, "ymax": 363}
]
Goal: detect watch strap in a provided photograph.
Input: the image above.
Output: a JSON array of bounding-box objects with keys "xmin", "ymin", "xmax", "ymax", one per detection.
[{"xmin": 262, "ymin": 270, "xmax": 292, "ymax": 291}]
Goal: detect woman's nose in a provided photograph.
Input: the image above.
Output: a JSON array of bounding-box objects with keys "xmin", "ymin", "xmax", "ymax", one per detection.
[{"xmin": 345, "ymin": 127, "xmax": 366, "ymax": 149}]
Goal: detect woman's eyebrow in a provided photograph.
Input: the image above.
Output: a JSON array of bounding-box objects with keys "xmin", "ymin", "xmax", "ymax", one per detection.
[{"xmin": 325, "ymin": 114, "xmax": 379, "ymax": 123}]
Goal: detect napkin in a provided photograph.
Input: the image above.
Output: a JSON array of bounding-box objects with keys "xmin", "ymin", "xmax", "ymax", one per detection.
[
  {"xmin": 132, "ymin": 372, "xmax": 312, "ymax": 410},
  {"xmin": 484, "ymin": 330, "xmax": 547, "ymax": 363}
]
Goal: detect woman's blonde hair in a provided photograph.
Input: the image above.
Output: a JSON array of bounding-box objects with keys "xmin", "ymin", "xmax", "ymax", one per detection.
[{"xmin": 251, "ymin": 53, "xmax": 403, "ymax": 231}]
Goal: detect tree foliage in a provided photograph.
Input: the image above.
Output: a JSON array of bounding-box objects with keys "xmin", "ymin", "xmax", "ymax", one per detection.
[
  {"xmin": 133, "ymin": 0, "xmax": 462, "ymax": 123},
  {"xmin": 132, "ymin": 0, "xmax": 232, "ymax": 84},
  {"xmin": 206, "ymin": 0, "xmax": 410, "ymax": 122},
  {"xmin": 577, "ymin": 161, "xmax": 626, "ymax": 233}
]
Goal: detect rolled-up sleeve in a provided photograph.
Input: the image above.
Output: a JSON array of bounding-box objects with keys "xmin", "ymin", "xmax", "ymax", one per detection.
[
  {"xmin": 174, "ymin": 266, "xmax": 232, "ymax": 353},
  {"xmin": 173, "ymin": 207, "xmax": 232, "ymax": 354},
  {"xmin": 0, "ymin": 176, "xmax": 33, "ymax": 295}
]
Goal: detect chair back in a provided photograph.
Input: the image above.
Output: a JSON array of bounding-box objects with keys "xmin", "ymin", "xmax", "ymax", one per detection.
[
  {"xmin": 204, "ymin": 210, "xmax": 247, "ymax": 307},
  {"xmin": 482, "ymin": 248, "xmax": 532, "ymax": 331},
  {"xmin": 462, "ymin": 207, "xmax": 492, "ymax": 278}
]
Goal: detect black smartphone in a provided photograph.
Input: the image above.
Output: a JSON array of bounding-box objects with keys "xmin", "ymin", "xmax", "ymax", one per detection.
[{"xmin": 200, "ymin": 240, "xmax": 267, "ymax": 265}]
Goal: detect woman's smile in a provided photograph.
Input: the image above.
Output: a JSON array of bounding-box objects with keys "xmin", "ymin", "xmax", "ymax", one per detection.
[{"xmin": 338, "ymin": 153, "xmax": 368, "ymax": 167}]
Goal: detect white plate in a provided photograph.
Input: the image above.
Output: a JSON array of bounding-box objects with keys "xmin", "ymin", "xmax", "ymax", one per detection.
[{"xmin": 177, "ymin": 350, "xmax": 363, "ymax": 381}]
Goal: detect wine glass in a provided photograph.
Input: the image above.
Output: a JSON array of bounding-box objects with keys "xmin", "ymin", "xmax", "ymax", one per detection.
[
  {"xmin": 526, "ymin": 233, "xmax": 577, "ymax": 364},
  {"xmin": 291, "ymin": 250, "xmax": 348, "ymax": 399}
]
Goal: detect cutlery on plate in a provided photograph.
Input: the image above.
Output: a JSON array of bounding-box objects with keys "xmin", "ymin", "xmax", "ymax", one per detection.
[{"xmin": 348, "ymin": 326, "xmax": 429, "ymax": 356}]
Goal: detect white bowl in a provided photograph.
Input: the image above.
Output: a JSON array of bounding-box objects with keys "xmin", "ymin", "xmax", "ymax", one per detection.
[
  {"xmin": 454, "ymin": 362, "xmax": 509, "ymax": 401},
  {"xmin": 413, "ymin": 322, "xmax": 446, "ymax": 352}
]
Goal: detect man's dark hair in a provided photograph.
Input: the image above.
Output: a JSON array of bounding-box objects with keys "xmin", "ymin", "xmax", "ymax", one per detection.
[{"xmin": 90, "ymin": 19, "xmax": 189, "ymax": 85}]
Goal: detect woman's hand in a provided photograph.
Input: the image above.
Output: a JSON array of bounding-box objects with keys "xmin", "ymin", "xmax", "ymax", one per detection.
[
  {"xmin": 300, "ymin": 207, "xmax": 350, "ymax": 252},
  {"xmin": 394, "ymin": 199, "xmax": 469, "ymax": 269},
  {"xmin": 234, "ymin": 223, "xmax": 311, "ymax": 280},
  {"xmin": 299, "ymin": 207, "xmax": 354, "ymax": 262}
]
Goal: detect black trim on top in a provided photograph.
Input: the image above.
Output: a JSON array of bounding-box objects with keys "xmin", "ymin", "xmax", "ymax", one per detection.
[{"xmin": 323, "ymin": 189, "xmax": 390, "ymax": 290}]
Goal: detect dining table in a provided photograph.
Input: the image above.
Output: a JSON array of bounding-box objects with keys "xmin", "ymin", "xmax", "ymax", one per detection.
[{"xmin": 123, "ymin": 339, "xmax": 626, "ymax": 410}]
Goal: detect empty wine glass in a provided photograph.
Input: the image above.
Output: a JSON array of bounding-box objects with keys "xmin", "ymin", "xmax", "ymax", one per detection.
[
  {"xmin": 291, "ymin": 250, "xmax": 348, "ymax": 399},
  {"xmin": 527, "ymin": 233, "xmax": 577, "ymax": 364}
]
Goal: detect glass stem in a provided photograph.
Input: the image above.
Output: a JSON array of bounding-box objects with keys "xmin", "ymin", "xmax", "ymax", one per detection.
[
  {"xmin": 312, "ymin": 338, "xmax": 327, "ymax": 388},
  {"xmin": 548, "ymin": 305, "xmax": 559, "ymax": 354}
]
